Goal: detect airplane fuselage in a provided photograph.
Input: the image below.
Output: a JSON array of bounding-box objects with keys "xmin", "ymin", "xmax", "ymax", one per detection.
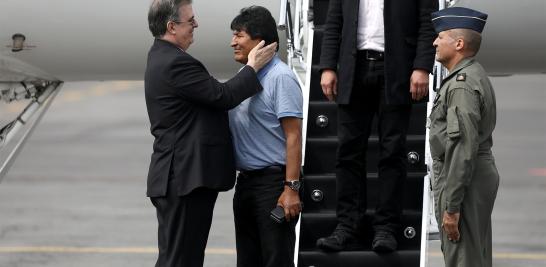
[{"xmin": 1, "ymin": 0, "xmax": 544, "ymax": 84}]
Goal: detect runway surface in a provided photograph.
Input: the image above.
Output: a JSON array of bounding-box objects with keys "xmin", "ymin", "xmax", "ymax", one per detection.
[{"xmin": 0, "ymin": 75, "xmax": 545, "ymax": 266}]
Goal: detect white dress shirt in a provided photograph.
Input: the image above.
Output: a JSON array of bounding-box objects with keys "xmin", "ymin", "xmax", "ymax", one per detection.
[{"xmin": 357, "ymin": 0, "xmax": 385, "ymax": 52}]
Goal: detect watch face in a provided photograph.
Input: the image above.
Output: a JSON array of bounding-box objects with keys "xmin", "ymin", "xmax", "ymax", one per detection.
[
  {"xmin": 286, "ymin": 180, "xmax": 300, "ymax": 191},
  {"xmin": 293, "ymin": 181, "xmax": 301, "ymax": 190}
]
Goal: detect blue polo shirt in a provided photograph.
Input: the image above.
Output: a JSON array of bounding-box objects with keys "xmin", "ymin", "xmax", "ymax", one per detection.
[{"xmin": 228, "ymin": 55, "xmax": 303, "ymax": 171}]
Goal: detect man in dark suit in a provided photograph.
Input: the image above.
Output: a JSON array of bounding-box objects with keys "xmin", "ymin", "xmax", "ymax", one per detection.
[
  {"xmin": 145, "ymin": 1, "xmax": 276, "ymax": 266},
  {"xmin": 316, "ymin": 0, "xmax": 437, "ymax": 252}
]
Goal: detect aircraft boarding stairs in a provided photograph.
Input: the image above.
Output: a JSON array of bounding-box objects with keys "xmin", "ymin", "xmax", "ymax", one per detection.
[
  {"xmin": 0, "ymin": 38, "xmax": 63, "ymax": 181},
  {"xmin": 280, "ymin": 0, "xmax": 432, "ymax": 266}
]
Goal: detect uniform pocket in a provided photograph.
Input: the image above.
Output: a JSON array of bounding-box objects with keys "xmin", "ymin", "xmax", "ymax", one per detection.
[
  {"xmin": 431, "ymin": 160, "xmax": 444, "ymax": 192},
  {"xmin": 446, "ymin": 106, "xmax": 460, "ymax": 139},
  {"xmin": 431, "ymin": 160, "xmax": 445, "ymax": 223}
]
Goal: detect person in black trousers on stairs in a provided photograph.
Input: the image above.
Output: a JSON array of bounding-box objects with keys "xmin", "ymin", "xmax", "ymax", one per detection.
[{"xmin": 316, "ymin": 0, "xmax": 437, "ymax": 252}]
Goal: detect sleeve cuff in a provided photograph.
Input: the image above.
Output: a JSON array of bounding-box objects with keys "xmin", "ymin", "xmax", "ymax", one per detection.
[
  {"xmin": 412, "ymin": 63, "xmax": 433, "ymax": 74},
  {"xmin": 278, "ymin": 112, "xmax": 303, "ymax": 119},
  {"xmin": 446, "ymin": 204, "xmax": 460, "ymax": 213}
]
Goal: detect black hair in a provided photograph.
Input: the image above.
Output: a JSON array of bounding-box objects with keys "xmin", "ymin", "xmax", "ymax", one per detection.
[{"xmin": 230, "ymin": 6, "xmax": 279, "ymax": 51}]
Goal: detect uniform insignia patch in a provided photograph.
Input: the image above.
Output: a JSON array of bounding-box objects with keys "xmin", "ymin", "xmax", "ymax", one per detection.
[{"xmin": 456, "ymin": 73, "xmax": 466, "ymax": 81}]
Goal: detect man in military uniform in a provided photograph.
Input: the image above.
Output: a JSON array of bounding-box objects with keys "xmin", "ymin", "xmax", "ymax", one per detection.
[{"xmin": 428, "ymin": 7, "xmax": 500, "ymax": 267}]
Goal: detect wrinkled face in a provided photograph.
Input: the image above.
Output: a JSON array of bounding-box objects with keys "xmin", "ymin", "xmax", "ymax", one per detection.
[
  {"xmin": 230, "ymin": 30, "xmax": 261, "ymax": 64},
  {"xmin": 433, "ymin": 31, "xmax": 457, "ymax": 64},
  {"xmin": 171, "ymin": 4, "xmax": 198, "ymax": 50}
]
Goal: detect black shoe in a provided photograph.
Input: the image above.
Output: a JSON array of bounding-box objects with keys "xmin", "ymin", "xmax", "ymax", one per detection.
[
  {"xmin": 372, "ymin": 230, "xmax": 397, "ymax": 253},
  {"xmin": 316, "ymin": 229, "xmax": 355, "ymax": 251}
]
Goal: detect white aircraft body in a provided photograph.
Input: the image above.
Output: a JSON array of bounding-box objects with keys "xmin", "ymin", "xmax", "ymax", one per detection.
[
  {"xmin": 1, "ymin": 0, "xmax": 544, "ymax": 172},
  {"xmin": 0, "ymin": 0, "xmax": 286, "ymax": 82},
  {"xmin": 0, "ymin": 0, "xmax": 543, "ymax": 83},
  {"xmin": 0, "ymin": 0, "xmax": 283, "ymax": 179},
  {"xmin": 0, "ymin": 0, "xmax": 544, "ymax": 266}
]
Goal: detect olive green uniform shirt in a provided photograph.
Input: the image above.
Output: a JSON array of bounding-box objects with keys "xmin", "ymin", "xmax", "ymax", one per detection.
[
  {"xmin": 429, "ymin": 57, "xmax": 498, "ymax": 213},
  {"xmin": 428, "ymin": 57, "xmax": 500, "ymax": 267}
]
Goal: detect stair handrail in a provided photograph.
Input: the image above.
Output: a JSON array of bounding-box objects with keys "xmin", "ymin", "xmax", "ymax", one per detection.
[
  {"xmin": 277, "ymin": 0, "xmax": 313, "ymax": 156},
  {"xmin": 0, "ymin": 81, "xmax": 62, "ymax": 182},
  {"xmin": 420, "ymin": 1, "xmax": 451, "ymax": 266},
  {"xmin": 278, "ymin": 0, "xmax": 309, "ymax": 69},
  {"xmin": 278, "ymin": 1, "xmax": 314, "ymax": 265}
]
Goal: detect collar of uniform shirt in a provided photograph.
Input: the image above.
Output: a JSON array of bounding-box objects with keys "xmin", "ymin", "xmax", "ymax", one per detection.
[
  {"xmin": 257, "ymin": 54, "xmax": 280, "ymax": 80},
  {"xmin": 445, "ymin": 57, "xmax": 475, "ymax": 80}
]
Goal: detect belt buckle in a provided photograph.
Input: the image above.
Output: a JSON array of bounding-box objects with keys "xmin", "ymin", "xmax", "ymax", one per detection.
[{"xmin": 366, "ymin": 50, "xmax": 382, "ymax": 61}]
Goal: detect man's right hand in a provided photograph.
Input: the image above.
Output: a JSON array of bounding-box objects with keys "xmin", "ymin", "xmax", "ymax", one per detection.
[
  {"xmin": 247, "ymin": 40, "xmax": 277, "ymax": 72},
  {"xmin": 320, "ymin": 69, "xmax": 337, "ymax": 102},
  {"xmin": 277, "ymin": 187, "xmax": 302, "ymax": 222},
  {"xmin": 442, "ymin": 211, "xmax": 461, "ymax": 242}
]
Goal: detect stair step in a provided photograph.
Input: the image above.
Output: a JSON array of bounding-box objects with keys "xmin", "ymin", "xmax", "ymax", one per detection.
[
  {"xmin": 298, "ymin": 250, "xmax": 420, "ymax": 267},
  {"xmin": 302, "ymin": 173, "xmax": 424, "ymax": 213},
  {"xmin": 306, "ymin": 101, "xmax": 427, "ymax": 137},
  {"xmin": 303, "ymin": 136, "xmax": 426, "ymax": 174},
  {"xmin": 300, "ymin": 2, "xmax": 425, "ymax": 266},
  {"xmin": 299, "ymin": 211, "xmax": 422, "ymax": 251}
]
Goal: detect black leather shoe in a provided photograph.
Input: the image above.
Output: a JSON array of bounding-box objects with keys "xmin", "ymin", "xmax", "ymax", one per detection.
[
  {"xmin": 372, "ymin": 230, "xmax": 397, "ymax": 252},
  {"xmin": 316, "ymin": 229, "xmax": 355, "ymax": 251}
]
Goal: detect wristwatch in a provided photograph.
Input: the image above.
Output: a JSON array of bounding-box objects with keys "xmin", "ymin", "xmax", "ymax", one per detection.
[{"xmin": 284, "ymin": 180, "xmax": 301, "ymax": 192}]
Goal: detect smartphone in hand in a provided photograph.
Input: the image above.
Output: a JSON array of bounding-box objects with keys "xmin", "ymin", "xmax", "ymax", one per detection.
[{"xmin": 270, "ymin": 206, "xmax": 285, "ymax": 224}]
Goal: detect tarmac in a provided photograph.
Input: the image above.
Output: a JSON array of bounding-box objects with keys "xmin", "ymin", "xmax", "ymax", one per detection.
[{"xmin": 0, "ymin": 74, "xmax": 545, "ymax": 266}]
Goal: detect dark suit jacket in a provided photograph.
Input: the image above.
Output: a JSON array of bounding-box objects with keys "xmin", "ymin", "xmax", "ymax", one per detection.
[
  {"xmin": 145, "ymin": 39, "xmax": 262, "ymax": 197},
  {"xmin": 319, "ymin": 0, "xmax": 438, "ymax": 105}
]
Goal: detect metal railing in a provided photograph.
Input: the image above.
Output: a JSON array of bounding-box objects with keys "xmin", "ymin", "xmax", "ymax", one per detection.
[
  {"xmin": 419, "ymin": 1, "xmax": 451, "ymax": 266},
  {"xmin": 278, "ymin": 0, "xmax": 310, "ymax": 70},
  {"xmin": 280, "ymin": 0, "xmax": 454, "ymax": 266},
  {"xmin": 0, "ymin": 81, "xmax": 62, "ymax": 181},
  {"xmin": 278, "ymin": 1, "xmax": 315, "ymax": 265}
]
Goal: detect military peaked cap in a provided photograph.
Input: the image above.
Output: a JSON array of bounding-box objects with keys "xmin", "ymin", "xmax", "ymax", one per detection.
[{"xmin": 431, "ymin": 7, "xmax": 488, "ymax": 33}]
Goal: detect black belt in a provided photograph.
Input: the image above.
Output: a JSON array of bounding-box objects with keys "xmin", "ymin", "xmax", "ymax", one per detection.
[
  {"xmin": 239, "ymin": 165, "xmax": 285, "ymax": 178},
  {"xmin": 358, "ymin": 50, "xmax": 384, "ymax": 61}
]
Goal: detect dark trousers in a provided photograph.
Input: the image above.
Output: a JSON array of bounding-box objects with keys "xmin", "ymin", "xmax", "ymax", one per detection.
[
  {"xmin": 336, "ymin": 56, "xmax": 411, "ymax": 235},
  {"xmin": 234, "ymin": 168, "xmax": 297, "ymax": 267},
  {"xmin": 151, "ymin": 179, "xmax": 218, "ymax": 267}
]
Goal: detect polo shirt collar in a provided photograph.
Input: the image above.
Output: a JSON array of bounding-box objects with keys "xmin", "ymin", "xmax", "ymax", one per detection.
[{"xmin": 257, "ymin": 54, "xmax": 280, "ymax": 80}]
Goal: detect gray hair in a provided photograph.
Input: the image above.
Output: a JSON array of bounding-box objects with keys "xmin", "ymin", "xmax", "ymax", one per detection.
[
  {"xmin": 448, "ymin": 29, "xmax": 483, "ymax": 56},
  {"xmin": 148, "ymin": 0, "xmax": 192, "ymax": 37}
]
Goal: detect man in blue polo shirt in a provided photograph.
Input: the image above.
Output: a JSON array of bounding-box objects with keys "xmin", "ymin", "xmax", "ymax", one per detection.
[{"xmin": 228, "ymin": 6, "xmax": 303, "ymax": 267}]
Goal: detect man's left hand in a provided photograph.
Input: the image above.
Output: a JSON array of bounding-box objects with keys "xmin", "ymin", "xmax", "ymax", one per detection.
[
  {"xmin": 277, "ymin": 187, "xmax": 302, "ymax": 222},
  {"xmin": 442, "ymin": 211, "xmax": 461, "ymax": 242},
  {"xmin": 247, "ymin": 41, "xmax": 277, "ymax": 72},
  {"xmin": 410, "ymin": 69, "xmax": 430, "ymax": 101}
]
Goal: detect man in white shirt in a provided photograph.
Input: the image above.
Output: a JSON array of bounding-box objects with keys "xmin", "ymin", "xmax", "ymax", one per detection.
[{"xmin": 316, "ymin": 0, "xmax": 438, "ymax": 252}]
